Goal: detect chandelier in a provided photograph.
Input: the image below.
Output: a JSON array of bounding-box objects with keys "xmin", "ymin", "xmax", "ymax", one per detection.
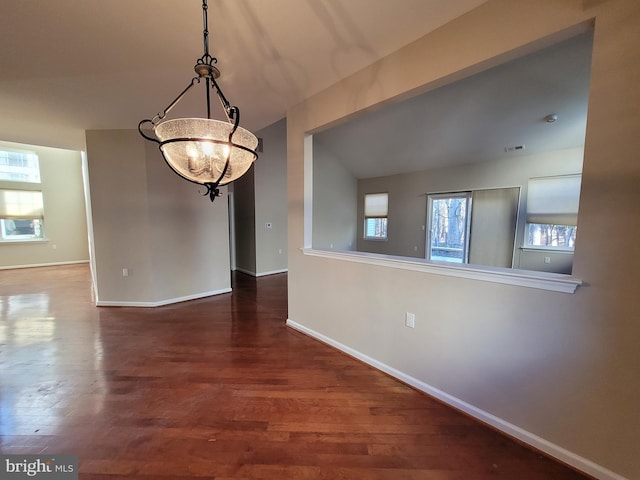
[{"xmin": 138, "ymin": 0, "xmax": 258, "ymax": 202}]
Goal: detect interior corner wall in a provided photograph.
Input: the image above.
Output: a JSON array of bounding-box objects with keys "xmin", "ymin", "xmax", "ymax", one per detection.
[
  {"xmin": 0, "ymin": 140, "xmax": 89, "ymax": 269},
  {"xmin": 85, "ymin": 129, "xmax": 231, "ymax": 305},
  {"xmin": 233, "ymin": 166, "xmax": 256, "ymax": 275},
  {"xmin": 312, "ymin": 142, "xmax": 357, "ymax": 251},
  {"xmin": 254, "ymin": 119, "xmax": 288, "ymax": 275},
  {"xmin": 233, "ymin": 118, "xmax": 288, "ymax": 277},
  {"xmin": 85, "ymin": 130, "xmax": 153, "ymax": 303},
  {"xmin": 144, "ymin": 142, "xmax": 231, "ymax": 302},
  {"xmin": 287, "ymin": 1, "xmax": 640, "ymax": 479}
]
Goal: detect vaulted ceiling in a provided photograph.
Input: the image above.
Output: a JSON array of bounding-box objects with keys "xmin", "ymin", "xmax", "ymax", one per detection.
[
  {"xmin": 0, "ymin": 0, "xmax": 487, "ymax": 150},
  {"xmin": 314, "ymin": 31, "xmax": 593, "ymax": 178}
]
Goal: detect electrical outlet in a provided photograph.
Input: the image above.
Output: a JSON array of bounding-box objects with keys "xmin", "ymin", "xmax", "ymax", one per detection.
[
  {"xmin": 405, "ymin": 312, "xmax": 415, "ymax": 328},
  {"xmin": 544, "ymin": 256, "xmax": 551, "ymax": 264},
  {"xmin": 122, "ymin": 268, "xmax": 129, "ymax": 277}
]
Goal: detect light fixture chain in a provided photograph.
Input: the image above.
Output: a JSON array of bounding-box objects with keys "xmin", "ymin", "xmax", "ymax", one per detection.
[
  {"xmin": 202, "ymin": 0, "xmax": 209, "ymax": 58},
  {"xmin": 137, "ymin": 0, "xmax": 258, "ymax": 203}
]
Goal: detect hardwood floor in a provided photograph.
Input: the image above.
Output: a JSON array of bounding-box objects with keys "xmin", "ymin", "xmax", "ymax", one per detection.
[{"xmin": 0, "ymin": 264, "xmax": 590, "ymax": 479}]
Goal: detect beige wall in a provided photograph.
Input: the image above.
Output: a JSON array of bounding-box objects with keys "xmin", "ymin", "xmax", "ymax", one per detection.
[
  {"xmin": 0, "ymin": 140, "xmax": 89, "ymax": 268},
  {"xmin": 233, "ymin": 166, "xmax": 257, "ymax": 275},
  {"xmin": 354, "ymin": 147, "xmax": 583, "ymax": 273},
  {"xmin": 312, "ymin": 138, "xmax": 358, "ymax": 252},
  {"xmin": 85, "ymin": 129, "xmax": 231, "ymax": 305},
  {"xmin": 234, "ymin": 119, "xmax": 289, "ymax": 277},
  {"xmin": 254, "ymin": 119, "xmax": 288, "ymax": 275},
  {"xmin": 287, "ymin": 1, "xmax": 640, "ymax": 479}
]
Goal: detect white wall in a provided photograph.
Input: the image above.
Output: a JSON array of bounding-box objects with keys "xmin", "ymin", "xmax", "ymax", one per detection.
[
  {"xmin": 287, "ymin": 1, "xmax": 640, "ymax": 479},
  {"xmin": 85, "ymin": 129, "xmax": 231, "ymax": 306},
  {"xmin": 0, "ymin": 140, "xmax": 89, "ymax": 268}
]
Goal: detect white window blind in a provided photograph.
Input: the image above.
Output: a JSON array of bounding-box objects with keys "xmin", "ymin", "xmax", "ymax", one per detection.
[
  {"xmin": 0, "ymin": 189, "xmax": 44, "ymax": 219},
  {"xmin": 526, "ymin": 174, "xmax": 581, "ymax": 226},
  {"xmin": 364, "ymin": 193, "xmax": 388, "ymax": 217}
]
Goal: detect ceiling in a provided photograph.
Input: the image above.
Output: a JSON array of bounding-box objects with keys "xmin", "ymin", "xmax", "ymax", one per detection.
[
  {"xmin": 314, "ymin": 31, "xmax": 593, "ymax": 179},
  {"xmin": 0, "ymin": 0, "xmax": 488, "ymax": 151}
]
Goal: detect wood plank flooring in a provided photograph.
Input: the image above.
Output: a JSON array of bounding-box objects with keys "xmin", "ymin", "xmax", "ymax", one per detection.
[{"xmin": 0, "ymin": 264, "xmax": 591, "ymax": 479}]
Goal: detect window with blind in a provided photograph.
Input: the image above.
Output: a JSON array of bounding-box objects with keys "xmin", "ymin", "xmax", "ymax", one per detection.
[
  {"xmin": 525, "ymin": 174, "xmax": 581, "ymax": 249},
  {"xmin": 0, "ymin": 150, "xmax": 45, "ymax": 242},
  {"xmin": 364, "ymin": 193, "xmax": 388, "ymax": 240},
  {"xmin": 0, "ymin": 189, "xmax": 45, "ymax": 241}
]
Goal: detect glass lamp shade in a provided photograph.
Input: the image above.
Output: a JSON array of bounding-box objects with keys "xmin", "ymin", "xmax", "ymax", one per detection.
[{"xmin": 155, "ymin": 118, "xmax": 258, "ymax": 186}]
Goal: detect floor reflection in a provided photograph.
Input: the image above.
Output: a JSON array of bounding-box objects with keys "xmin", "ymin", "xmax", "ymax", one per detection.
[
  {"xmin": 0, "ymin": 293, "xmax": 53, "ymax": 345},
  {"xmin": 0, "ymin": 265, "xmax": 590, "ymax": 480},
  {"xmin": 0, "ymin": 266, "xmax": 106, "ymax": 441}
]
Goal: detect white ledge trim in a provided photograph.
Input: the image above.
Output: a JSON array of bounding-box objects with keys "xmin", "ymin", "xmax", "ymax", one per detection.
[{"xmin": 302, "ymin": 248, "xmax": 581, "ymax": 293}]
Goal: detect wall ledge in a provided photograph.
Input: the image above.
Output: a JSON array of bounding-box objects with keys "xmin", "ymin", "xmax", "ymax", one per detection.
[
  {"xmin": 302, "ymin": 248, "xmax": 581, "ymax": 293},
  {"xmin": 286, "ymin": 319, "xmax": 627, "ymax": 480}
]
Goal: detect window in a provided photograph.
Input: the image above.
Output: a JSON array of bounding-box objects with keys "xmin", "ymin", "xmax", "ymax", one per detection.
[
  {"xmin": 0, "ymin": 150, "xmax": 41, "ymax": 183},
  {"xmin": 526, "ymin": 224, "xmax": 577, "ymax": 248},
  {"xmin": 427, "ymin": 192, "xmax": 472, "ymax": 263},
  {"xmin": 1, "ymin": 218, "xmax": 43, "ymax": 240},
  {"xmin": 0, "ymin": 189, "xmax": 45, "ymax": 241},
  {"xmin": 364, "ymin": 193, "xmax": 388, "ymax": 240},
  {"xmin": 525, "ymin": 175, "xmax": 581, "ymax": 249},
  {"xmin": 0, "ymin": 149, "xmax": 45, "ymax": 242}
]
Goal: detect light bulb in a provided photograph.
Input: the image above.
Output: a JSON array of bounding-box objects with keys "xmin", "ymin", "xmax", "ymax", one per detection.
[
  {"xmin": 202, "ymin": 141, "xmax": 215, "ymax": 156},
  {"xmin": 187, "ymin": 143, "xmax": 206, "ymax": 174}
]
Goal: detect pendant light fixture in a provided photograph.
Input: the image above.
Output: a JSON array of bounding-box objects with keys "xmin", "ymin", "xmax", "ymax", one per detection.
[{"xmin": 138, "ymin": 0, "xmax": 258, "ymax": 202}]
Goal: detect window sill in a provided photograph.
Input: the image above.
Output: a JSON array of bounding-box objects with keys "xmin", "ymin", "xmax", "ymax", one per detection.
[
  {"xmin": 302, "ymin": 248, "xmax": 581, "ymax": 294},
  {"xmin": 520, "ymin": 246, "xmax": 574, "ymax": 254},
  {"xmin": 0, "ymin": 238, "xmax": 48, "ymax": 245}
]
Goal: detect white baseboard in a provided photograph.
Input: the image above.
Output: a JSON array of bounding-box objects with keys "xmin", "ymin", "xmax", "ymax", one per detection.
[
  {"xmin": 233, "ymin": 268, "xmax": 288, "ymax": 277},
  {"xmin": 233, "ymin": 267, "xmax": 256, "ymax": 276},
  {"xmin": 96, "ymin": 287, "xmax": 231, "ymax": 307},
  {"xmin": 256, "ymin": 268, "xmax": 288, "ymax": 277},
  {"xmin": 286, "ymin": 319, "xmax": 627, "ymax": 480},
  {"xmin": 0, "ymin": 260, "xmax": 89, "ymax": 270}
]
